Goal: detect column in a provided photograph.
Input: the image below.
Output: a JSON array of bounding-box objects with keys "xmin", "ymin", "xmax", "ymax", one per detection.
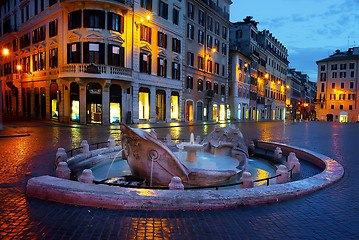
[
  {"xmin": 79, "ymin": 82, "xmax": 86, "ymax": 124},
  {"xmin": 63, "ymin": 82, "xmax": 70, "ymax": 123},
  {"xmin": 102, "ymin": 81, "xmax": 110, "ymax": 125},
  {"xmin": 166, "ymin": 89, "xmax": 171, "ymax": 123},
  {"xmin": 132, "ymin": 83, "xmax": 139, "ymax": 124},
  {"xmin": 150, "ymin": 86, "xmax": 156, "ymax": 123}
]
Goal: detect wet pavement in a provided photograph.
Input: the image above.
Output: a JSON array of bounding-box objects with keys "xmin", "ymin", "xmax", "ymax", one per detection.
[{"xmin": 0, "ymin": 119, "xmax": 358, "ymax": 239}]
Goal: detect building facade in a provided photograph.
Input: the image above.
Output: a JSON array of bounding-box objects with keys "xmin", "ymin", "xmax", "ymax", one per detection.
[
  {"xmin": 316, "ymin": 47, "xmax": 359, "ymax": 122},
  {"xmin": 1, "ymin": 0, "xmax": 186, "ymax": 125},
  {"xmin": 182, "ymin": 0, "xmax": 232, "ymax": 122},
  {"xmin": 229, "ymin": 17, "xmax": 288, "ymax": 121}
]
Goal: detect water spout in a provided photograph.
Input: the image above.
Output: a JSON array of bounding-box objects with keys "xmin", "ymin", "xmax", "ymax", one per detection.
[
  {"xmin": 106, "ymin": 149, "xmax": 124, "ymax": 179},
  {"xmin": 190, "ymin": 133, "xmax": 195, "ymax": 144}
]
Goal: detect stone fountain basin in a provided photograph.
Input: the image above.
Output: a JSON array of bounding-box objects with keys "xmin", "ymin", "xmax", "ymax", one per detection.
[{"xmin": 26, "ymin": 141, "xmax": 344, "ymax": 210}]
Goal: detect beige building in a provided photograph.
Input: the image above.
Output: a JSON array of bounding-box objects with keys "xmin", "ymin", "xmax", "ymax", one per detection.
[
  {"xmin": 182, "ymin": 0, "xmax": 232, "ymax": 122},
  {"xmin": 316, "ymin": 47, "xmax": 359, "ymax": 122},
  {"xmin": 1, "ymin": 0, "xmax": 185, "ymax": 124}
]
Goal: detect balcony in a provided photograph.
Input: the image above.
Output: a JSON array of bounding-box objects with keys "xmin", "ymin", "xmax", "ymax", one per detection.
[
  {"xmin": 60, "ymin": 0, "xmax": 133, "ymax": 8},
  {"xmin": 59, "ymin": 64, "xmax": 132, "ymax": 80}
]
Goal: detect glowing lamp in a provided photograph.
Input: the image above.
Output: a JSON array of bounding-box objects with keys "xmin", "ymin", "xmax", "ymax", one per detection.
[
  {"xmin": 286, "ymin": 85, "xmax": 290, "ymax": 89},
  {"xmin": 265, "ymin": 73, "xmax": 269, "ymax": 79},
  {"xmin": 244, "ymin": 63, "xmax": 248, "ymax": 68},
  {"xmin": 2, "ymin": 48, "xmax": 9, "ymax": 56},
  {"xmin": 16, "ymin": 65, "xmax": 22, "ymax": 70},
  {"xmin": 211, "ymin": 48, "xmax": 216, "ymax": 53},
  {"xmin": 146, "ymin": 15, "xmax": 151, "ymax": 20},
  {"xmin": 277, "ymin": 81, "xmax": 281, "ymax": 85}
]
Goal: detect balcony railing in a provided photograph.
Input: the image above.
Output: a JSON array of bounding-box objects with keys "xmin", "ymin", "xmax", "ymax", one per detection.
[
  {"xmin": 61, "ymin": 0, "xmax": 133, "ymax": 7},
  {"xmin": 59, "ymin": 64, "xmax": 132, "ymax": 78}
]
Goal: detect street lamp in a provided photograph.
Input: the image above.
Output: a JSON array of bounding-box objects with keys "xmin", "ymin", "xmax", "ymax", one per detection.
[{"xmin": 2, "ymin": 48, "xmax": 9, "ymax": 56}]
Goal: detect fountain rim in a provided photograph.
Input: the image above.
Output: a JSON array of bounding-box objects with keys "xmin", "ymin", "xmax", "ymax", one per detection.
[{"xmin": 26, "ymin": 141, "xmax": 344, "ymax": 211}]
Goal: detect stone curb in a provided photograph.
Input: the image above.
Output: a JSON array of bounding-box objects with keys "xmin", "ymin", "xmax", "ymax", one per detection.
[{"xmin": 26, "ymin": 142, "xmax": 344, "ymax": 211}]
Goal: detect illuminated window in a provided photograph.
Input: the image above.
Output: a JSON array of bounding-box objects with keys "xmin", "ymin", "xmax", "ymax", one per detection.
[
  {"xmin": 213, "ymin": 104, "xmax": 218, "ymax": 121},
  {"xmin": 171, "ymin": 93, "xmax": 179, "ymax": 119},
  {"xmin": 219, "ymin": 104, "xmax": 225, "ymax": 121},
  {"xmin": 139, "ymin": 91, "xmax": 150, "ymax": 120}
]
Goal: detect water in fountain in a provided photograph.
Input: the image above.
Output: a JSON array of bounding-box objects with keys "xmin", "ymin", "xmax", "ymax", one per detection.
[{"xmin": 105, "ymin": 149, "xmax": 124, "ymax": 179}]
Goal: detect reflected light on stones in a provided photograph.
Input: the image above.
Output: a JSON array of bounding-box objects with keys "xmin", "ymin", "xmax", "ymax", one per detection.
[{"xmin": 137, "ymin": 189, "xmax": 157, "ymax": 197}]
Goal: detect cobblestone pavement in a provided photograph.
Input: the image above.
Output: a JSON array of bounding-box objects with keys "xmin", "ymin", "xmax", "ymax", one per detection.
[{"xmin": 0, "ymin": 119, "xmax": 358, "ymax": 239}]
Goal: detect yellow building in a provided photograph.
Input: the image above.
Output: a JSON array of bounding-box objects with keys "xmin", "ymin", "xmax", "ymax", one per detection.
[
  {"xmin": 1, "ymin": 0, "xmax": 184, "ymax": 124},
  {"xmin": 316, "ymin": 48, "xmax": 359, "ymax": 122}
]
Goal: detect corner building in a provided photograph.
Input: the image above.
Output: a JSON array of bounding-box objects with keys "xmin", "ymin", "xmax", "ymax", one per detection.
[
  {"xmin": 182, "ymin": 0, "xmax": 232, "ymax": 122},
  {"xmin": 1, "ymin": 0, "xmax": 185, "ymax": 124},
  {"xmin": 316, "ymin": 47, "xmax": 359, "ymax": 122}
]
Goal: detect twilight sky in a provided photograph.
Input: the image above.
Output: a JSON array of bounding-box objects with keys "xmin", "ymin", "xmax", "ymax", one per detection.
[{"xmin": 230, "ymin": 0, "xmax": 359, "ymax": 82}]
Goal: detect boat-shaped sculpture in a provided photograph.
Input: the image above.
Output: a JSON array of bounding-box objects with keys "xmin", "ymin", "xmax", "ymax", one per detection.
[{"xmin": 119, "ymin": 123, "xmax": 248, "ymax": 187}]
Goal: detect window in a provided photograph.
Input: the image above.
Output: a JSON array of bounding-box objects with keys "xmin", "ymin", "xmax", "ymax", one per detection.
[
  {"xmin": 198, "ymin": 56, "xmax": 204, "ymax": 70},
  {"xmin": 214, "ymin": 39, "xmax": 220, "ymax": 52},
  {"xmin": 340, "ymin": 105, "xmax": 343, "ymax": 110},
  {"xmin": 340, "ymin": 63, "xmax": 346, "ymax": 70},
  {"xmin": 332, "ymin": 72, "xmax": 337, "ymax": 78},
  {"xmin": 49, "ymin": 19, "xmax": 58, "ymax": 37},
  {"xmin": 349, "ymin": 63, "xmax": 355, "ymax": 69},
  {"xmin": 236, "ymin": 29, "xmax": 242, "ymax": 38},
  {"xmin": 49, "ymin": 48, "xmax": 58, "ymax": 68},
  {"xmin": 159, "ymin": 1, "xmax": 168, "ymax": 20},
  {"xmin": 207, "ymin": 59, "xmax": 212, "ymax": 73},
  {"xmin": 215, "ymin": 63, "xmax": 219, "ymax": 74},
  {"xmin": 41, "ymin": 0, "xmax": 44, "ymax": 12},
  {"xmin": 197, "ymin": 79, "xmax": 203, "ymax": 91},
  {"xmin": 140, "ymin": 52, "xmax": 152, "ymax": 74},
  {"xmin": 331, "ymin": 64, "xmax": 337, "ymax": 70},
  {"xmin": 341, "ymin": 82, "xmax": 345, "ymax": 89},
  {"xmin": 331, "ymin": 105, "xmax": 334, "ymax": 109},
  {"xmin": 214, "ymin": 83, "xmax": 218, "ymax": 94},
  {"xmin": 351, "ymin": 71, "xmax": 354, "ymax": 78},
  {"xmin": 83, "ymin": 42, "xmax": 105, "ymax": 64},
  {"xmin": 157, "ymin": 58, "xmax": 167, "ymax": 77},
  {"xmin": 35, "ymin": 0, "xmax": 38, "ymax": 15},
  {"xmin": 215, "ymin": 21, "xmax": 219, "ymax": 35},
  {"xmin": 84, "ymin": 10, "xmax": 105, "ymax": 29},
  {"xmin": 340, "ymin": 72, "xmax": 346, "ymax": 78},
  {"xmin": 13, "ymin": 39, "xmax": 18, "ymax": 52},
  {"xmin": 33, "ymin": 52, "xmax": 46, "ymax": 71},
  {"xmin": 67, "ymin": 42, "xmax": 81, "ymax": 63},
  {"xmin": 172, "ymin": 38, "xmax": 181, "ymax": 53},
  {"xmin": 198, "ymin": 30, "xmax": 204, "ymax": 44},
  {"xmin": 68, "ymin": 10, "xmax": 82, "ymax": 30},
  {"xmin": 187, "ymin": 3, "xmax": 194, "ymax": 19},
  {"xmin": 206, "ymin": 81, "xmax": 211, "ymax": 91},
  {"xmin": 187, "ymin": 24, "xmax": 194, "ymax": 40},
  {"xmin": 187, "ymin": 52, "xmax": 194, "ymax": 66},
  {"xmin": 173, "ymin": 8, "xmax": 179, "ymax": 25},
  {"xmin": 221, "ymin": 85, "xmax": 225, "ymax": 95},
  {"xmin": 207, "ymin": 35, "xmax": 213, "ymax": 48},
  {"xmin": 172, "ymin": 62, "xmax": 180, "ymax": 80},
  {"xmin": 333, "ymin": 94, "xmax": 336, "ymax": 100},
  {"xmin": 349, "ymin": 105, "xmax": 353, "ymax": 110},
  {"xmin": 20, "ymin": 33, "xmax": 30, "ymax": 48},
  {"xmin": 140, "ymin": 25, "xmax": 152, "ymax": 43},
  {"xmin": 141, "ymin": 0, "xmax": 152, "ymax": 11},
  {"xmin": 222, "ymin": 26, "xmax": 227, "ymax": 39},
  {"xmin": 320, "ymin": 73, "xmax": 326, "ymax": 81},
  {"xmin": 208, "ymin": 16, "xmax": 213, "ymax": 31},
  {"xmin": 348, "ymin": 94, "xmax": 352, "ymax": 100},
  {"xmin": 198, "ymin": 10, "xmax": 204, "ymax": 26},
  {"xmin": 49, "ymin": 0, "xmax": 57, "ymax": 7},
  {"xmin": 321, "ymin": 65, "xmax": 325, "ymax": 71},
  {"xmin": 222, "ymin": 43, "xmax": 227, "ymax": 55},
  {"xmin": 158, "ymin": 32, "xmax": 167, "ymax": 48},
  {"xmin": 187, "ymin": 76, "xmax": 193, "ymax": 89},
  {"xmin": 321, "ymin": 82, "xmax": 325, "ymax": 92},
  {"xmin": 350, "ymin": 82, "xmax": 354, "ymax": 89},
  {"xmin": 222, "ymin": 65, "xmax": 225, "ymax": 76},
  {"xmin": 108, "ymin": 45, "xmax": 125, "ymax": 67},
  {"xmin": 108, "ymin": 13, "xmax": 124, "ymax": 33}
]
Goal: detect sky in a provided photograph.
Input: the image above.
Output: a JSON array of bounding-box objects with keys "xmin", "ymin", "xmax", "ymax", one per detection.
[{"xmin": 230, "ymin": 0, "xmax": 359, "ymax": 82}]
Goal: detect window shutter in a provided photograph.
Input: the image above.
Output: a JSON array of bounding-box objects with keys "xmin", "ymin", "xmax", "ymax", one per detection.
[
  {"xmin": 99, "ymin": 43, "xmax": 105, "ymax": 64},
  {"xmin": 108, "ymin": 45, "xmax": 112, "ymax": 65},
  {"xmin": 157, "ymin": 32, "xmax": 161, "ymax": 47},
  {"xmin": 164, "ymin": 34, "xmax": 167, "ymax": 48},
  {"xmin": 120, "ymin": 15, "xmax": 124, "ymax": 33},
  {"xmin": 177, "ymin": 64, "xmax": 180, "ymax": 79},
  {"xmin": 83, "ymin": 42, "xmax": 89, "ymax": 63},
  {"xmin": 120, "ymin": 47, "xmax": 125, "ymax": 67},
  {"xmin": 140, "ymin": 53, "xmax": 144, "ymax": 72},
  {"xmin": 148, "ymin": 28, "xmax": 152, "ymax": 43},
  {"xmin": 148, "ymin": 0, "xmax": 152, "ymax": 11},
  {"xmin": 107, "ymin": 13, "xmax": 112, "ymax": 30},
  {"xmin": 67, "ymin": 44, "xmax": 71, "ymax": 63},
  {"xmin": 140, "ymin": 25, "xmax": 144, "ymax": 41},
  {"xmin": 164, "ymin": 59, "xmax": 167, "ymax": 77},
  {"xmin": 148, "ymin": 54, "xmax": 152, "ymax": 74},
  {"xmin": 172, "ymin": 38, "xmax": 175, "ymax": 51},
  {"xmin": 157, "ymin": 57, "xmax": 161, "ymax": 76},
  {"xmin": 178, "ymin": 40, "xmax": 181, "ymax": 53}
]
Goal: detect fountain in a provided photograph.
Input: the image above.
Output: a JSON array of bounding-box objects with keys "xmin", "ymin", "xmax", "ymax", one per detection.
[{"xmin": 26, "ymin": 123, "xmax": 344, "ymax": 210}]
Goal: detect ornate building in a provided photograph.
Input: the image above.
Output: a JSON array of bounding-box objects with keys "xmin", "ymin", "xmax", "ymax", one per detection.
[{"xmin": 0, "ymin": 0, "xmax": 185, "ymax": 124}]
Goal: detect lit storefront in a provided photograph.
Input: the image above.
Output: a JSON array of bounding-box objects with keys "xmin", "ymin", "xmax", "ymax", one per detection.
[
  {"xmin": 213, "ymin": 104, "xmax": 218, "ymax": 121},
  {"xmin": 50, "ymin": 83, "xmax": 58, "ymax": 120},
  {"xmin": 186, "ymin": 101, "xmax": 193, "ymax": 121},
  {"xmin": 70, "ymin": 83, "xmax": 80, "ymax": 122},
  {"xmin": 171, "ymin": 92, "xmax": 179, "ymax": 120},
  {"xmin": 139, "ymin": 88, "xmax": 150, "ymax": 121},
  {"xmin": 219, "ymin": 104, "xmax": 225, "ymax": 121},
  {"xmin": 156, "ymin": 90, "xmax": 166, "ymax": 121},
  {"xmin": 86, "ymin": 83, "xmax": 102, "ymax": 124},
  {"xmin": 110, "ymin": 84, "xmax": 122, "ymax": 124}
]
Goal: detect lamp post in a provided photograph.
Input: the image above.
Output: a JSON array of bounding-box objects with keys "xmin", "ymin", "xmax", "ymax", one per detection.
[{"xmin": 0, "ymin": 47, "xmax": 10, "ymax": 130}]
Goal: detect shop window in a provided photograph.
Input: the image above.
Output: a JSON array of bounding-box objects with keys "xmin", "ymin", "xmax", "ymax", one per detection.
[
  {"xmin": 139, "ymin": 88, "xmax": 150, "ymax": 120},
  {"xmin": 70, "ymin": 82, "xmax": 80, "ymax": 122},
  {"xmin": 83, "ymin": 42, "xmax": 105, "ymax": 64},
  {"xmin": 171, "ymin": 92, "xmax": 179, "ymax": 120},
  {"xmin": 156, "ymin": 90, "xmax": 166, "ymax": 121},
  {"xmin": 110, "ymin": 84, "xmax": 122, "ymax": 124},
  {"xmin": 108, "ymin": 13, "xmax": 124, "ymax": 33},
  {"xmin": 213, "ymin": 104, "xmax": 218, "ymax": 121},
  {"xmin": 108, "ymin": 45, "xmax": 125, "ymax": 67},
  {"xmin": 84, "ymin": 10, "xmax": 105, "ymax": 29},
  {"xmin": 68, "ymin": 10, "xmax": 82, "ymax": 30},
  {"xmin": 86, "ymin": 83, "xmax": 102, "ymax": 124}
]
